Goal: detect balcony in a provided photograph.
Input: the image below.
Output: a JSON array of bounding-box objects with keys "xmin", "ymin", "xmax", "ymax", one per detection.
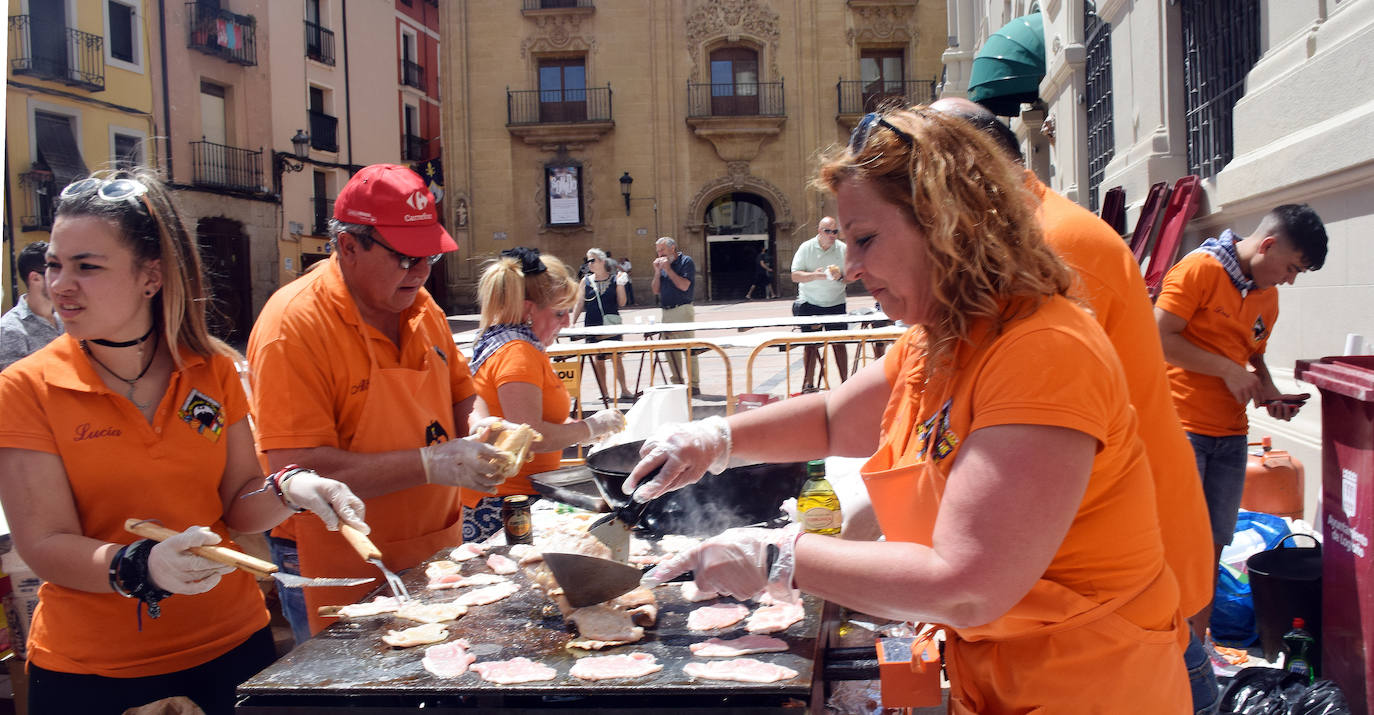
[
  {"xmin": 305, "ymin": 20, "xmax": 334, "ymax": 65},
  {"xmin": 506, "ymin": 85, "xmax": 614, "ymax": 147},
  {"xmin": 312, "ymin": 197, "xmax": 334, "ymax": 235},
  {"xmin": 685, "ymin": 81, "xmax": 786, "ymax": 162},
  {"xmin": 402, "ymin": 59, "xmax": 423, "ymax": 89},
  {"xmin": 18, "ymin": 166, "xmax": 57, "ymax": 232},
  {"xmin": 8, "ymin": 16, "xmax": 106, "ymax": 91},
  {"xmin": 190, "ymin": 139, "xmax": 263, "ymax": 193},
  {"xmin": 521, "ymin": 0, "xmax": 594, "ymax": 12},
  {"xmin": 308, "ymin": 109, "xmax": 339, "ymax": 153},
  {"xmin": 836, "ymin": 78, "xmax": 936, "ymax": 118},
  {"xmin": 186, "ymin": 3, "xmax": 257, "ymax": 66},
  {"xmin": 402, "ymin": 133, "xmax": 427, "ymax": 161}
]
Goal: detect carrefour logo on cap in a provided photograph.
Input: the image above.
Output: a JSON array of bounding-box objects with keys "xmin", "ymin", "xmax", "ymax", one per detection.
[{"xmin": 407, "ymin": 191, "xmax": 430, "ymax": 211}]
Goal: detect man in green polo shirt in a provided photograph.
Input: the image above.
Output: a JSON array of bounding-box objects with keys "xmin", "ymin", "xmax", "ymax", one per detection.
[{"xmin": 790, "ymin": 216, "xmax": 848, "ymax": 392}]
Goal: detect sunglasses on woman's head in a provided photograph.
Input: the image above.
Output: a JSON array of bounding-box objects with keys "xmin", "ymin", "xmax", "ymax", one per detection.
[
  {"xmin": 60, "ymin": 177, "xmax": 150, "ymax": 205},
  {"xmin": 848, "ymin": 112, "xmax": 916, "ymax": 154}
]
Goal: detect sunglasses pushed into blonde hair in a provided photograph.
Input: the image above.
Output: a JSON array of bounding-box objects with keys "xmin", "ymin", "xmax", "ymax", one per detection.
[{"xmin": 814, "ymin": 107, "xmax": 1073, "ymax": 366}]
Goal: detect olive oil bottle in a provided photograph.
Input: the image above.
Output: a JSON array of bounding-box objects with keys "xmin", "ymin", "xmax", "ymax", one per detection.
[{"xmin": 798, "ymin": 459, "xmax": 842, "ymax": 535}]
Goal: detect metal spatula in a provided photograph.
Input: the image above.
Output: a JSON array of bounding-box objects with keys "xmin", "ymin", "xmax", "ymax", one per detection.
[
  {"xmin": 339, "ymin": 524, "xmax": 410, "ymax": 601},
  {"xmin": 586, "ymin": 476, "xmax": 658, "ymax": 563},
  {"xmin": 124, "ymin": 519, "xmax": 375, "ymax": 589}
]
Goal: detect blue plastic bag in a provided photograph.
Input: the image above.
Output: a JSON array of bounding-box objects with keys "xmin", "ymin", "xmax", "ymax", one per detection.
[{"xmin": 1212, "ymin": 511, "xmax": 1293, "ymax": 646}]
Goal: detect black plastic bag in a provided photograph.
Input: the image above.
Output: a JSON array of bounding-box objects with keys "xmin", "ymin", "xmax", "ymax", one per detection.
[{"xmin": 1217, "ymin": 668, "xmax": 1352, "ymax": 715}]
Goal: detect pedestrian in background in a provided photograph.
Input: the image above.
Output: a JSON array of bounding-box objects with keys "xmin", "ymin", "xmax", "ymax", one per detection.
[
  {"xmin": 791, "ymin": 216, "xmax": 849, "ymax": 391},
  {"xmin": 0, "ymin": 241, "xmax": 64, "ymax": 370},
  {"xmin": 651, "ymin": 237, "xmax": 699, "ymax": 394}
]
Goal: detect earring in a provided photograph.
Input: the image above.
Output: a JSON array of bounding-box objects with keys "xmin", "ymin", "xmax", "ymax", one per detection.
[
  {"xmin": 524, "ymin": 316, "xmax": 534, "ymax": 327},
  {"xmin": 144, "ymin": 290, "xmax": 153, "ymax": 297}
]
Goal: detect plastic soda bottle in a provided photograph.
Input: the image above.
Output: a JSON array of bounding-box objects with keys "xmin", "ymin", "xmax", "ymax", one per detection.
[
  {"xmin": 798, "ymin": 460, "xmax": 841, "ymax": 535},
  {"xmin": 1283, "ymin": 617, "xmax": 1316, "ymax": 683}
]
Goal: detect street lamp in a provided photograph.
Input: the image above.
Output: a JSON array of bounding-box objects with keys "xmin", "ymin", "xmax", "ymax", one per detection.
[
  {"xmin": 619, "ymin": 171, "xmax": 633, "ymax": 216},
  {"xmin": 272, "ymin": 129, "xmax": 312, "ymax": 194}
]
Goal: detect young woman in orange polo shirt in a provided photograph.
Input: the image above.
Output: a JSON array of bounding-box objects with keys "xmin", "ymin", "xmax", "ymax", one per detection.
[
  {"xmin": 0, "ymin": 170, "xmax": 366, "ymax": 715},
  {"xmin": 466, "ymin": 248, "xmax": 625, "ymax": 541},
  {"xmin": 631, "ymin": 110, "xmax": 1191, "ymax": 711}
]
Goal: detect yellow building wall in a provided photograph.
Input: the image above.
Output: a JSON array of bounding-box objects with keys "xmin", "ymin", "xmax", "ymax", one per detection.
[
  {"xmin": 439, "ymin": 0, "xmax": 945, "ymax": 309},
  {"xmin": 5, "ymin": 0, "xmax": 156, "ymax": 310}
]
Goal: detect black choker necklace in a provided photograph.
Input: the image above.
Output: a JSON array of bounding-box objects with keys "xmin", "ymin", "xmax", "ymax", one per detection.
[{"xmin": 91, "ymin": 325, "xmax": 155, "ymax": 348}]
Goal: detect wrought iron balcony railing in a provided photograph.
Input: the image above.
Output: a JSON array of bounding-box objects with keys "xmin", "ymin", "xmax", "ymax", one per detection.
[
  {"xmin": 402, "ymin": 59, "xmax": 423, "ymax": 89},
  {"xmin": 186, "ymin": 3, "xmax": 257, "ymax": 66},
  {"xmin": 18, "ymin": 167, "xmax": 58, "ymax": 232},
  {"xmin": 190, "ymin": 139, "xmax": 263, "ymax": 193},
  {"xmin": 308, "ymin": 109, "xmax": 339, "ymax": 153},
  {"xmin": 402, "ymin": 133, "xmax": 427, "ymax": 161},
  {"xmin": 522, "ymin": 0, "xmax": 594, "ymax": 9},
  {"xmin": 305, "ymin": 20, "xmax": 334, "ymax": 65},
  {"xmin": 687, "ymin": 81, "xmax": 785, "ymax": 118},
  {"xmin": 312, "ymin": 197, "xmax": 334, "ymax": 235},
  {"xmin": 506, "ymin": 85, "xmax": 612, "ymax": 125},
  {"xmin": 8, "ymin": 15, "xmax": 106, "ymax": 91},
  {"xmin": 836, "ymin": 78, "xmax": 936, "ymax": 115}
]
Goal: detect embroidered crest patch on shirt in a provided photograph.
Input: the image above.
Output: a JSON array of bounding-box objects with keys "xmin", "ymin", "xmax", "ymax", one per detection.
[
  {"xmin": 1252, "ymin": 315, "xmax": 1268, "ymax": 342},
  {"xmin": 916, "ymin": 399, "xmax": 959, "ymax": 462},
  {"xmin": 178, "ymin": 388, "xmax": 225, "ymax": 442}
]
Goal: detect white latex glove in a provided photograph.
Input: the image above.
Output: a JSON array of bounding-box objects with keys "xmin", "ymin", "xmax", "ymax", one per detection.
[
  {"xmin": 280, "ymin": 470, "xmax": 369, "ymax": 534},
  {"xmin": 147, "ymin": 526, "xmax": 236, "ymax": 595},
  {"xmin": 468, "ymin": 416, "xmax": 516, "ymax": 440},
  {"xmin": 615, "ymin": 272, "xmax": 630, "ymax": 286},
  {"xmin": 582, "ymin": 409, "xmax": 626, "ymax": 444},
  {"xmin": 420, "ymin": 437, "xmax": 508, "ymax": 493},
  {"xmin": 644, "ymin": 526, "xmax": 801, "ymax": 601},
  {"xmin": 622, "ymin": 416, "xmax": 731, "ymax": 501}
]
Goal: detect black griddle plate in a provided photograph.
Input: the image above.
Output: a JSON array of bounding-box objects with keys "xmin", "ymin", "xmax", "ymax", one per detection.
[{"xmin": 239, "ymin": 544, "xmax": 823, "ymax": 700}]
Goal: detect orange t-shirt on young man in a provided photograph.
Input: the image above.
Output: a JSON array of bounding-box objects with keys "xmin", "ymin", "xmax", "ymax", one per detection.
[
  {"xmin": 1156, "ymin": 250, "xmax": 1278, "ymax": 437},
  {"xmin": 470, "ymin": 338, "xmax": 571, "ymax": 506},
  {"xmin": 1031, "ymin": 176, "xmax": 1212, "ymax": 619},
  {"xmin": 0, "ymin": 338, "xmax": 268, "ymax": 677},
  {"xmin": 863, "ymin": 298, "xmax": 1188, "ymax": 712}
]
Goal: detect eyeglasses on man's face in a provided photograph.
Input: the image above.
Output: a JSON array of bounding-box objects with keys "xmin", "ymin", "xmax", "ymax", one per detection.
[
  {"xmin": 821, "ymin": 229, "xmax": 840, "ymax": 235},
  {"xmin": 371, "ymin": 236, "xmax": 443, "ymax": 270},
  {"xmin": 848, "ymin": 112, "xmax": 916, "ymax": 154}
]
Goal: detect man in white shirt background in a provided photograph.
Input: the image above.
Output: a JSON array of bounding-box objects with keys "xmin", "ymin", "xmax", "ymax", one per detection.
[{"xmin": 790, "ymin": 216, "xmax": 848, "ymax": 392}]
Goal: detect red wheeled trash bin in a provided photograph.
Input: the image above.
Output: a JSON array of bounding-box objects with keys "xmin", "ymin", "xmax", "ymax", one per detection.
[{"xmin": 1296, "ymin": 355, "xmax": 1374, "ymax": 715}]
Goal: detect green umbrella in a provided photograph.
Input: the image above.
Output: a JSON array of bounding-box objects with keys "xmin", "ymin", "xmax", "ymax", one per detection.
[{"xmin": 968, "ymin": 12, "xmax": 1046, "ymax": 116}]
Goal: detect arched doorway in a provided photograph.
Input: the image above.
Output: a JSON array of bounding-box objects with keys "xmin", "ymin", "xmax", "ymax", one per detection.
[
  {"xmin": 196, "ymin": 216, "xmax": 252, "ymax": 346},
  {"xmin": 704, "ymin": 192, "xmax": 773, "ymax": 301}
]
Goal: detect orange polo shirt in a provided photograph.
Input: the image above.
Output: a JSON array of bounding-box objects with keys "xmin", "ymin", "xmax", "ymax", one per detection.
[
  {"xmin": 471, "ymin": 339, "xmax": 570, "ymax": 506},
  {"xmin": 1032, "ymin": 176, "xmax": 1212, "ymax": 618},
  {"xmin": 1156, "ymin": 250, "xmax": 1278, "ymax": 436},
  {"xmin": 0, "ymin": 337, "xmax": 268, "ymax": 677},
  {"xmin": 247, "ymin": 257, "xmax": 476, "ymax": 540},
  {"xmin": 872, "ymin": 300, "xmax": 1187, "ymax": 710}
]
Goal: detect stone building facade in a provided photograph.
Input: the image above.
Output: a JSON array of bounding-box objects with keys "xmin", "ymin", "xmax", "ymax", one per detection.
[{"xmin": 438, "ymin": 0, "xmax": 946, "ymax": 308}]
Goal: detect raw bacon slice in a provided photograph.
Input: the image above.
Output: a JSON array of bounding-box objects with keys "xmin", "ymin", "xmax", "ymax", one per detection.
[
  {"xmin": 425, "ymin": 560, "xmax": 462, "ymax": 580},
  {"xmin": 684, "ymin": 657, "xmax": 798, "ymax": 683},
  {"xmin": 334, "ymin": 596, "xmax": 401, "ymax": 618},
  {"xmin": 569, "ymin": 652, "xmax": 663, "ymax": 680},
  {"xmin": 396, "ymin": 600, "xmax": 468, "ymax": 624},
  {"xmin": 689, "ymin": 635, "xmax": 789, "ymax": 657},
  {"xmin": 680, "ymin": 581, "xmax": 720, "ymax": 602},
  {"xmin": 382, "ymin": 622, "xmax": 448, "ymax": 648},
  {"xmin": 687, "ymin": 603, "xmax": 750, "ymax": 631},
  {"xmin": 471, "ymin": 657, "xmax": 558, "ymax": 684},
  {"xmin": 486, "ymin": 553, "xmax": 518, "ymax": 575},
  {"xmin": 508, "ymin": 543, "xmax": 538, "ymax": 562},
  {"xmin": 745, "ymin": 600, "xmax": 805, "ymax": 634},
  {"xmin": 422, "ymin": 639, "xmax": 475, "ymax": 678},
  {"xmin": 456, "ymin": 580, "xmax": 520, "ymax": 606},
  {"xmin": 429, "ymin": 573, "xmax": 509, "ymax": 590},
  {"xmin": 450, "ymin": 543, "xmax": 487, "ymax": 561}
]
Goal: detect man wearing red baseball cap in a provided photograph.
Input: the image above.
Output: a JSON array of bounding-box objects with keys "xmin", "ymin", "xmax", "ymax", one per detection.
[{"xmin": 247, "ymin": 164, "xmax": 508, "ymax": 642}]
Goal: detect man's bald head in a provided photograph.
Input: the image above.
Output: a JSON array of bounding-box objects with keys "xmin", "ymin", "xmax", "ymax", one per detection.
[{"xmin": 929, "ymin": 97, "xmax": 1023, "ymax": 164}]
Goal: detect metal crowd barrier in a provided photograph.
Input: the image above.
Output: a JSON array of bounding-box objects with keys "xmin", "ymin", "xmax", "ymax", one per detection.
[
  {"xmin": 743, "ymin": 327, "xmax": 906, "ymax": 394},
  {"xmin": 546, "ymin": 337, "xmax": 736, "ymax": 418}
]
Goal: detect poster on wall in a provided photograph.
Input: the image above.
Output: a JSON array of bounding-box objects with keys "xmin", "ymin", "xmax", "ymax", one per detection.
[{"xmin": 546, "ymin": 164, "xmax": 583, "ymax": 226}]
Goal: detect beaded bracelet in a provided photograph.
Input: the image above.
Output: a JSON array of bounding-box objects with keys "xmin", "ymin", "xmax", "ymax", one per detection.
[{"xmin": 266, "ymin": 465, "xmax": 309, "ymax": 513}]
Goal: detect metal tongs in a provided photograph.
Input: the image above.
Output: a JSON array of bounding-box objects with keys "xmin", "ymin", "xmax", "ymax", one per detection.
[{"xmin": 340, "ymin": 524, "xmax": 410, "ymax": 601}]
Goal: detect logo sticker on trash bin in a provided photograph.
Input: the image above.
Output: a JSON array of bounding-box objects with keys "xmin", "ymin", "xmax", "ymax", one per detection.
[{"xmin": 1344, "ymin": 468, "xmax": 1358, "ymax": 518}]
